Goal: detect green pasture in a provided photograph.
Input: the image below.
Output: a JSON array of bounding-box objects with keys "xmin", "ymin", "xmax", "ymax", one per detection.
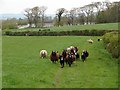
[
  {"xmin": 7, "ymin": 23, "xmax": 118, "ymax": 32},
  {"xmin": 2, "ymin": 36, "xmax": 118, "ymax": 88}
]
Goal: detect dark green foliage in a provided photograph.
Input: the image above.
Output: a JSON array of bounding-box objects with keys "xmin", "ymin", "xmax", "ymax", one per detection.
[
  {"xmin": 103, "ymin": 31, "xmax": 119, "ymax": 58},
  {"xmin": 4, "ymin": 29, "xmax": 118, "ymax": 36},
  {"xmin": 96, "ymin": 2, "xmax": 120, "ymax": 24},
  {"xmin": 2, "ymin": 19, "xmax": 18, "ymax": 30},
  {"xmin": 96, "ymin": 11, "xmax": 108, "ymax": 23},
  {"xmin": 17, "ymin": 18, "xmax": 28, "ymax": 25},
  {"xmin": 2, "ymin": 18, "xmax": 28, "ymax": 30}
]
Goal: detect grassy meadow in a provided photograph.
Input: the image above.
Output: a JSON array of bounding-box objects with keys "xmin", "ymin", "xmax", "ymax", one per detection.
[
  {"xmin": 2, "ymin": 36, "xmax": 118, "ymax": 88},
  {"xmin": 7, "ymin": 23, "xmax": 118, "ymax": 32}
]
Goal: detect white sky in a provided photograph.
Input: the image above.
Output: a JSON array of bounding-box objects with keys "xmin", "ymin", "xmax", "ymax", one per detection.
[{"xmin": 0, "ymin": 0, "xmax": 119, "ymax": 14}]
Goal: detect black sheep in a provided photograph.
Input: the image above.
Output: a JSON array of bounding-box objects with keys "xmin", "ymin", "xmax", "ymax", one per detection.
[
  {"xmin": 59, "ymin": 55, "xmax": 64, "ymax": 68},
  {"xmin": 75, "ymin": 52, "xmax": 80, "ymax": 59},
  {"xmin": 83, "ymin": 50, "xmax": 89, "ymax": 57},
  {"xmin": 81, "ymin": 52, "xmax": 86, "ymax": 62},
  {"xmin": 81, "ymin": 50, "xmax": 89, "ymax": 62}
]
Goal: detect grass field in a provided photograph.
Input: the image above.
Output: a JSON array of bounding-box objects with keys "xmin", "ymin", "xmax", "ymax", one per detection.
[
  {"xmin": 2, "ymin": 36, "xmax": 118, "ymax": 88},
  {"xmin": 7, "ymin": 23, "xmax": 118, "ymax": 32}
]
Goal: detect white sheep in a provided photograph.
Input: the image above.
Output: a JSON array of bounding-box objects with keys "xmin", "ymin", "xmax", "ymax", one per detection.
[
  {"xmin": 66, "ymin": 47, "xmax": 71, "ymax": 53},
  {"xmin": 40, "ymin": 50, "xmax": 47, "ymax": 58},
  {"xmin": 87, "ymin": 39, "xmax": 94, "ymax": 44},
  {"xmin": 70, "ymin": 46, "xmax": 74, "ymax": 49}
]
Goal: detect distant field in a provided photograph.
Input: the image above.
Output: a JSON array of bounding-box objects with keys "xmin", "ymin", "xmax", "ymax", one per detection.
[
  {"xmin": 49, "ymin": 23, "xmax": 118, "ymax": 31},
  {"xmin": 7, "ymin": 23, "xmax": 118, "ymax": 32},
  {"xmin": 2, "ymin": 36, "xmax": 118, "ymax": 88}
]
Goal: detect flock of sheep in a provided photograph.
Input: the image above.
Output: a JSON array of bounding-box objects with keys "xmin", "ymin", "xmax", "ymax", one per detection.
[{"xmin": 39, "ymin": 38, "xmax": 102, "ymax": 68}]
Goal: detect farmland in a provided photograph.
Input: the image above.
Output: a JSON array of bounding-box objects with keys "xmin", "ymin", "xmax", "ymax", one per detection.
[
  {"xmin": 2, "ymin": 36, "xmax": 118, "ymax": 88},
  {"xmin": 6, "ymin": 23, "xmax": 118, "ymax": 32}
]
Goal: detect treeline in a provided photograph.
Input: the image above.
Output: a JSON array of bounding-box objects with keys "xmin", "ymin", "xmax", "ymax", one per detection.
[
  {"xmin": 96, "ymin": 2, "xmax": 119, "ymax": 23},
  {"xmin": 54, "ymin": 1, "xmax": 120, "ymax": 26},
  {"xmin": 23, "ymin": 1, "xmax": 120, "ymax": 27},
  {"xmin": 2, "ymin": 18, "xmax": 28, "ymax": 30},
  {"xmin": 2, "ymin": 16, "xmax": 53, "ymax": 30},
  {"xmin": 2, "ymin": 1, "xmax": 120, "ymax": 29}
]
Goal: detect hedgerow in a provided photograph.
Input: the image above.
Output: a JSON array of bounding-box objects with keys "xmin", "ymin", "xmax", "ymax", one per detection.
[
  {"xmin": 103, "ymin": 31, "xmax": 119, "ymax": 58},
  {"xmin": 4, "ymin": 30, "xmax": 118, "ymax": 36}
]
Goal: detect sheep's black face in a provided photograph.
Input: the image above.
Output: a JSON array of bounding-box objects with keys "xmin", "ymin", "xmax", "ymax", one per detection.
[{"xmin": 52, "ymin": 51, "xmax": 56, "ymax": 56}]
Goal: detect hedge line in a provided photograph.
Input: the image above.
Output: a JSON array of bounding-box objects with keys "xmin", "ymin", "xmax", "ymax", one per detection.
[
  {"xmin": 4, "ymin": 30, "xmax": 118, "ymax": 36},
  {"xmin": 103, "ymin": 31, "xmax": 119, "ymax": 58}
]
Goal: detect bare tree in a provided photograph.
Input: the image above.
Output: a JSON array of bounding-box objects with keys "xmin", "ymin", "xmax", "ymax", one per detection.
[
  {"xmin": 76, "ymin": 7, "xmax": 86, "ymax": 25},
  {"xmin": 93, "ymin": 1, "xmax": 111, "ymax": 14},
  {"xmin": 56, "ymin": 8, "xmax": 66, "ymax": 26},
  {"xmin": 82, "ymin": 4, "xmax": 94, "ymax": 24},
  {"xmin": 93, "ymin": 2, "xmax": 103, "ymax": 13},
  {"xmin": 88, "ymin": 4, "xmax": 95, "ymax": 24},
  {"xmin": 69, "ymin": 8, "xmax": 77, "ymax": 25},
  {"xmin": 103, "ymin": 1, "xmax": 112, "ymax": 10},
  {"xmin": 31, "ymin": 6, "xmax": 41, "ymax": 27},
  {"xmin": 40, "ymin": 6, "xmax": 47, "ymax": 27},
  {"xmin": 25, "ymin": 6, "xmax": 47, "ymax": 28},
  {"xmin": 24, "ymin": 8, "xmax": 33, "ymax": 27}
]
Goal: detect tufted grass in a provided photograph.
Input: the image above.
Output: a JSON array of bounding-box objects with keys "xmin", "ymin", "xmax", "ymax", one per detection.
[{"xmin": 2, "ymin": 36, "xmax": 118, "ymax": 88}]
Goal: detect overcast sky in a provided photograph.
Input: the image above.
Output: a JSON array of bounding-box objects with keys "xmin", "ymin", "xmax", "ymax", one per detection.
[{"xmin": 0, "ymin": 0, "xmax": 119, "ymax": 14}]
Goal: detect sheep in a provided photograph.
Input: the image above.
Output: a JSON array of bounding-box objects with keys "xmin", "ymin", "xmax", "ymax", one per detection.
[
  {"xmin": 87, "ymin": 39, "xmax": 94, "ymax": 44},
  {"xmin": 98, "ymin": 38, "xmax": 102, "ymax": 41},
  {"xmin": 59, "ymin": 54, "xmax": 64, "ymax": 68},
  {"xmin": 50, "ymin": 51, "xmax": 59, "ymax": 63},
  {"xmin": 81, "ymin": 50, "xmax": 89, "ymax": 62},
  {"xmin": 70, "ymin": 46, "xmax": 74, "ymax": 49},
  {"xmin": 66, "ymin": 47, "xmax": 71, "ymax": 53},
  {"xmin": 40, "ymin": 50, "xmax": 47, "ymax": 58},
  {"xmin": 66, "ymin": 46, "xmax": 75, "ymax": 53}
]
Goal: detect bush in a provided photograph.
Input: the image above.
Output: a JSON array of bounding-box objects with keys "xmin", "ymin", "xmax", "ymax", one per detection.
[
  {"xmin": 103, "ymin": 31, "xmax": 119, "ymax": 58},
  {"xmin": 2, "ymin": 18, "xmax": 18, "ymax": 30},
  {"xmin": 4, "ymin": 30, "xmax": 118, "ymax": 36}
]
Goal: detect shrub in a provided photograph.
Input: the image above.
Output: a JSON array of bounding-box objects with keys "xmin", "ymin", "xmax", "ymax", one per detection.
[
  {"xmin": 4, "ymin": 29, "xmax": 118, "ymax": 36},
  {"xmin": 103, "ymin": 31, "xmax": 119, "ymax": 58},
  {"xmin": 2, "ymin": 19, "xmax": 18, "ymax": 30}
]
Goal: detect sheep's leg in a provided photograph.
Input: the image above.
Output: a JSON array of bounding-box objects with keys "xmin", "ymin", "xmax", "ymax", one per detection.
[
  {"xmin": 62, "ymin": 61, "xmax": 64, "ymax": 68},
  {"xmin": 52, "ymin": 60, "xmax": 54, "ymax": 63},
  {"xmin": 63, "ymin": 62, "xmax": 64, "ymax": 67},
  {"xmin": 83, "ymin": 58, "xmax": 86, "ymax": 62},
  {"xmin": 60, "ymin": 61, "xmax": 62, "ymax": 67},
  {"xmin": 65, "ymin": 60, "xmax": 68, "ymax": 64},
  {"xmin": 69, "ymin": 63, "xmax": 71, "ymax": 67},
  {"xmin": 61, "ymin": 63, "xmax": 63, "ymax": 68},
  {"xmin": 82, "ymin": 59, "xmax": 85, "ymax": 62},
  {"xmin": 68, "ymin": 61, "xmax": 71, "ymax": 67}
]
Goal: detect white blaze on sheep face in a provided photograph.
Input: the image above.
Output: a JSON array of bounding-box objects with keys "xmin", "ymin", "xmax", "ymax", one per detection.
[{"xmin": 61, "ymin": 57, "xmax": 63, "ymax": 60}]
